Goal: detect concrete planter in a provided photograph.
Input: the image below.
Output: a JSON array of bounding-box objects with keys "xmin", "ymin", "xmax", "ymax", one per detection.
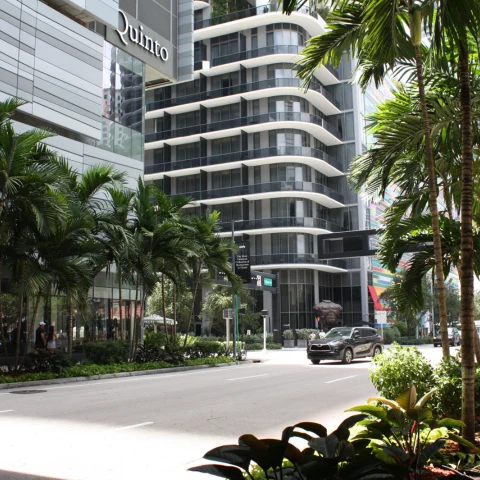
[
  {"xmin": 296, "ymin": 339, "xmax": 307, "ymax": 348},
  {"xmin": 283, "ymin": 339, "xmax": 295, "ymax": 348}
]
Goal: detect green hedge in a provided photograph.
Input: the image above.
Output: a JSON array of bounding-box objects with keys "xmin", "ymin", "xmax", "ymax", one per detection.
[
  {"xmin": 246, "ymin": 343, "xmax": 282, "ymax": 350},
  {"xmin": 381, "ymin": 327, "xmax": 401, "ymax": 345},
  {"xmin": 0, "ymin": 356, "xmax": 235, "ymax": 384},
  {"xmin": 396, "ymin": 336, "xmax": 433, "ymax": 345},
  {"xmin": 84, "ymin": 340, "xmax": 129, "ymax": 364}
]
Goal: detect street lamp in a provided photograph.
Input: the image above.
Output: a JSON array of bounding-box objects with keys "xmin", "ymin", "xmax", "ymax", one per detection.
[
  {"xmin": 231, "ymin": 219, "xmax": 244, "ymax": 360},
  {"xmin": 261, "ymin": 309, "xmax": 269, "ymax": 355}
]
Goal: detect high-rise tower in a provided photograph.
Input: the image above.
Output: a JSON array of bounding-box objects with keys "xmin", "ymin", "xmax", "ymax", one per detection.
[{"xmin": 144, "ymin": 1, "xmax": 371, "ymax": 338}]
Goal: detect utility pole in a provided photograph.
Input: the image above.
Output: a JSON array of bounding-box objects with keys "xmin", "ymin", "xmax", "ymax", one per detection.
[{"xmin": 231, "ymin": 220, "xmax": 237, "ymax": 360}]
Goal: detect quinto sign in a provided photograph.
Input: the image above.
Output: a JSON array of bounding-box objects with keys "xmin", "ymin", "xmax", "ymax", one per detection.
[{"xmin": 116, "ymin": 10, "xmax": 169, "ymax": 61}]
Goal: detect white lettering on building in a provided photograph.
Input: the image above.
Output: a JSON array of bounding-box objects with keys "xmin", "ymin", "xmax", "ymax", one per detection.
[{"xmin": 116, "ymin": 10, "xmax": 169, "ymax": 61}]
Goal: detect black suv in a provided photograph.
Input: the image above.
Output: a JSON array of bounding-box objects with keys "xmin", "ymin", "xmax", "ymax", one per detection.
[{"xmin": 307, "ymin": 327, "xmax": 384, "ymax": 364}]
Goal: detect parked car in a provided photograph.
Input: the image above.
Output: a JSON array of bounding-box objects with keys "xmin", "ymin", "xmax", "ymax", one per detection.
[
  {"xmin": 433, "ymin": 327, "xmax": 461, "ymax": 347},
  {"xmin": 307, "ymin": 326, "xmax": 384, "ymax": 365}
]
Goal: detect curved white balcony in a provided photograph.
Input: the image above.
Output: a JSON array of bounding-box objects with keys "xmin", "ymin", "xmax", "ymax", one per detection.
[
  {"xmin": 145, "ymin": 146, "xmax": 343, "ymax": 180},
  {"xmin": 175, "ymin": 181, "xmax": 344, "ymax": 209},
  {"xmin": 194, "ymin": 0, "xmax": 209, "ymax": 10},
  {"xmin": 194, "ymin": 5, "xmax": 326, "ymax": 41},
  {"xmin": 145, "ymin": 111, "xmax": 343, "ymax": 150},
  {"xmin": 197, "ymin": 46, "xmax": 338, "ymax": 86},
  {"xmin": 145, "ymin": 78, "xmax": 341, "ymax": 120},
  {"xmin": 250, "ymin": 254, "xmax": 348, "ymax": 273}
]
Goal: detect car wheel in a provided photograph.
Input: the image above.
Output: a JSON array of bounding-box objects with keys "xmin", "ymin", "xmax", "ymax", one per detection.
[
  {"xmin": 342, "ymin": 348, "xmax": 353, "ymax": 364},
  {"xmin": 311, "ymin": 359, "xmax": 320, "ymax": 365},
  {"xmin": 433, "ymin": 343, "xmax": 438, "ymax": 347},
  {"xmin": 372, "ymin": 346, "xmax": 382, "ymax": 357}
]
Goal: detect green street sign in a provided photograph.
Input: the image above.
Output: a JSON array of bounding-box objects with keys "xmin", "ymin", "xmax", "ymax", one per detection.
[{"xmin": 263, "ymin": 277, "xmax": 273, "ymax": 287}]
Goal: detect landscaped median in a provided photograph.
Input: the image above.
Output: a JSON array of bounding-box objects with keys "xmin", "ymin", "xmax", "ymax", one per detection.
[{"xmin": 0, "ymin": 356, "xmax": 236, "ymax": 388}]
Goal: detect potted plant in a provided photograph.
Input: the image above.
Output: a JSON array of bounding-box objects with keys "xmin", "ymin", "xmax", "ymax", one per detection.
[
  {"xmin": 295, "ymin": 329, "xmax": 309, "ymax": 348},
  {"xmin": 283, "ymin": 329, "xmax": 294, "ymax": 347}
]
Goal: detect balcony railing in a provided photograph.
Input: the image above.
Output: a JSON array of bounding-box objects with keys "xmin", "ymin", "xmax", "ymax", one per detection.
[
  {"xmin": 145, "ymin": 112, "xmax": 343, "ymax": 143},
  {"xmin": 146, "ymin": 77, "xmax": 340, "ymax": 112},
  {"xmin": 210, "ymin": 45, "xmax": 304, "ymax": 68},
  {"xmin": 218, "ymin": 217, "xmax": 345, "ymax": 233},
  {"xmin": 194, "ymin": 3, "xmax": 320, "ymax": 30},
  {"xmin": 250, "ymin": 254, "xmax": 350, "ymax": 269},
  {"xmin": 145, "ymin": 146, "xmax": 343, "ymax": 175},
  {"xmin": 173, "ymin": 180, "xmax": 344, "ymax": 204}
]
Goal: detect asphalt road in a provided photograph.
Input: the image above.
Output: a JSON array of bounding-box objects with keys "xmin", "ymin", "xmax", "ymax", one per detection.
[{"xmin": 0, "ymin": 345, "xmax": 454, "ymax": 480}]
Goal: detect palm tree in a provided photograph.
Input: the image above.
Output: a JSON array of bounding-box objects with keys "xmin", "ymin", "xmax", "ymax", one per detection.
[
  {"xmin": 104, "ymin": 188, "xmax": 135, "ymax": 341},
  {"xmin": 129, "ymin": 180, "xmax": 193, "ymax": 351},
  {"xmin": 282, "ymin": 0, "xmax": 480, "ymax": 440},
  {"xmin": 0, "ymin": 99, "xmax": 71, "ymax": 366},
  {"xmin": 282, "ymin": 0, "xmax": 451, "ymax": 358},
  {"xmin": 182, "ymin": 211, "xmax": 241, "ymax": 348}
]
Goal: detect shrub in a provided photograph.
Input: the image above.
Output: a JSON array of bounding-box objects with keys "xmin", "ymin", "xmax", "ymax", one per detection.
[
  {"xmin": 432, "ymin": 354, "xmax": 480, "ymax": 419},
  {"xmin": 295, "ymin": 329, "xmax": 311, "ymax": 340},
  {"xmin": 370, "ymin": 344, "xmax": 434, "ymax": 400},
  {"xmin": 246, "ymin": 342, "xmax": 282, "ymax": 350},
  {"xmin": 382, "ymin": 326, "xmax": 401, "ymax": 345},
  {"xmin": 283, "ymin": 329, "xmax": 294, "ymax": 340},
  {"xmin": 394, "ymin": 321, "xmax": 408, "ymax": 336},
  {"xmin": 397, "ymin": 336, "xmax": 433, "ymax": 345},
  {"xmin": 84, "ymin": 340, "xmax": 129, "ymax": 365},
  {"xmin": 188, "ymin": 340, "xmax": 224, "ymax": 359}
]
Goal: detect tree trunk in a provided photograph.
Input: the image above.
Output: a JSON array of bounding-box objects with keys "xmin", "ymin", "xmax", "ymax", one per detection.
[
  {"xmin": 411, "ymin": 38, "xmax": 450, "ymax": 358},
  {"xmin": 130, "ymin": 280, "xmax": 140, "ymax": 360},
  {"xmin": 458, "ymin": 44, "xmax": 476, "ymax": 443},
  {"xmin": 118, "ymin": 266, "xmax": 123, "ymax": 341},
  {"xmin": 14, "ymin": 263, "xmax": 25, "ymax": 369},
  {"xmin": 173, "ymin": 284, "xmax": 177, "ymax": 344},
  {"xmin": 183, "ymin": 262, "xmax": 202, "ymax": 348},
  {"xmin": 22, "ymin": 293, "xmax": 41, "ymax": 360},
  {"xmin": 0, "ymin": 259, "xmax": 10, "ymax": 369},
  {"xmin": 161, "ymin": 272, "xmax": 169, "ymax": 347},
  {"xmin": 67, "ymin": 299, "xmax": 73, "ymax": 356}
]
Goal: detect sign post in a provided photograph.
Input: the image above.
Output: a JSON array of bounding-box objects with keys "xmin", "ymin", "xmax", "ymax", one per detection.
[
  {"xmin": 261, "ymin": 309, "xmax": 268, "ymax": 356},
  {"xmin": 375, "ymin": 310, "xmax": 387, "ymax": 338}
]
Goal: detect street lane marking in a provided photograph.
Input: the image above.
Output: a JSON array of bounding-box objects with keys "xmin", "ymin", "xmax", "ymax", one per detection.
[
  {"xmin": 113, "ymin": 422, "xmax": 153, "ymax": 431},
  {"xmin": 227, "ymin": 374, "xmax": 269, "ymax": 381},
  {"xmin": 0, "ymin": 410, "xmax": 14, "ymax": 413},
  {"xmin": 325, "ymin": 375, "xmax": 358, "ymax": 384}
]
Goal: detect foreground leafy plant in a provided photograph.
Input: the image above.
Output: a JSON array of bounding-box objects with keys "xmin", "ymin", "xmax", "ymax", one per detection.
[
  {"xmin": 188, "ymin": 415, "xmax": 370, "ymax": 480},
  {"xmin": 348, "ymin": 385, "xmax": 480, "ymax": 478},
  {"xmin": 190, "ymin": 386, "xmax": 479, "ymax": 479}
]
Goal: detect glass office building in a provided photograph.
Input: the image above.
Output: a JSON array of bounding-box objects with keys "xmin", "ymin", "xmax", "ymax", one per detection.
[{"xmin": 0, "ymin": 0, "xmax": 194, "ymax": 344}]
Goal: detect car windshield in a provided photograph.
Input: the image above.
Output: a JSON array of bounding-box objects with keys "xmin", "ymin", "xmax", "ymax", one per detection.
[{"xmin": 325, "ymin": 328, "xmax": 353, "ymax": 340}]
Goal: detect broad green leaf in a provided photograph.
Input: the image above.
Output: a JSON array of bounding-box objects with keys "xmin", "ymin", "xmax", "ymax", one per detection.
[
  {"xmin": 347, "ymin": 405, "xmax": 388, "ymax": 420},
  {"xmin": 406, "ymin": 407, "xmax": 432, "ymax": 423},
  {"xmin": 188, "ymin": 464, "xmax": 245, "ymax": 480},
  {"xmin": 396, "ymin": 386, "xmax": 417, "ymax": 410},
  {"xmin": 367, "ymin": 397, "xmax": 401, "ymax": 410},
  {"xmin": 448, "ymin": 433, "xmax": 480, "ymax": 453},
  {"xmin": 415, "ymin": 388, "xmax": 437, "ymax": 408},
  {"xmin": 438, "ymin": 418, "xmax": 465, "ymax": 429}
]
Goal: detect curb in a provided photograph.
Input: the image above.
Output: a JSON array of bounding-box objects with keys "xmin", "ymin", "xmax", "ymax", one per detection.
[{"xmin": 0, "ymin": 361, "xmax": 242, "ymax": 390}]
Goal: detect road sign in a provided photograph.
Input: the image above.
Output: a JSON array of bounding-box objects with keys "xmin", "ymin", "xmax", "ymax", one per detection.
[{"xmin": 263, "ymin": 277, "xmax": 273, "ymax": 287}]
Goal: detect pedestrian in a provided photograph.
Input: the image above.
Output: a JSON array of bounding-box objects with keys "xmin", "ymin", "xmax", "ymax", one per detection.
[
  {"xmin": 309, "ymin": 331, "xmax": 316, "ymax": 341},
  {"xmin": 35, "ymin": 322, "xmax": 47, "ymax": 352},
  {"xmin": 319, "ymin": 329, "xmax": 326, "ymax": 339},
  {"xmin": 47, "ymin": 325, "xmax": 60, "ymax": 354},
  {"xmin": 107, "ymin": 325, "xmax": 116, "ymax": 340}
]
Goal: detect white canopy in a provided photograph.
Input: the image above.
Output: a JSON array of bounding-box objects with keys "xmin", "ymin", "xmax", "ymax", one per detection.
[{"xmin": 143, "ymin": 314, "xmax": 176, "ymax": 325}]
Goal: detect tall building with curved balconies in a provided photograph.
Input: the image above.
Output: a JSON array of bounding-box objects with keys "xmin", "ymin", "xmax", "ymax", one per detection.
[{"xmin": 144, "ymin": 1, "xmax": 372, "ymax": 338}]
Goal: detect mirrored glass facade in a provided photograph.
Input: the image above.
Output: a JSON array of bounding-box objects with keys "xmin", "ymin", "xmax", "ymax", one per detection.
[{"xmin": 97, "ymin": 42, "xmax": 145, "ymax": 162}]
